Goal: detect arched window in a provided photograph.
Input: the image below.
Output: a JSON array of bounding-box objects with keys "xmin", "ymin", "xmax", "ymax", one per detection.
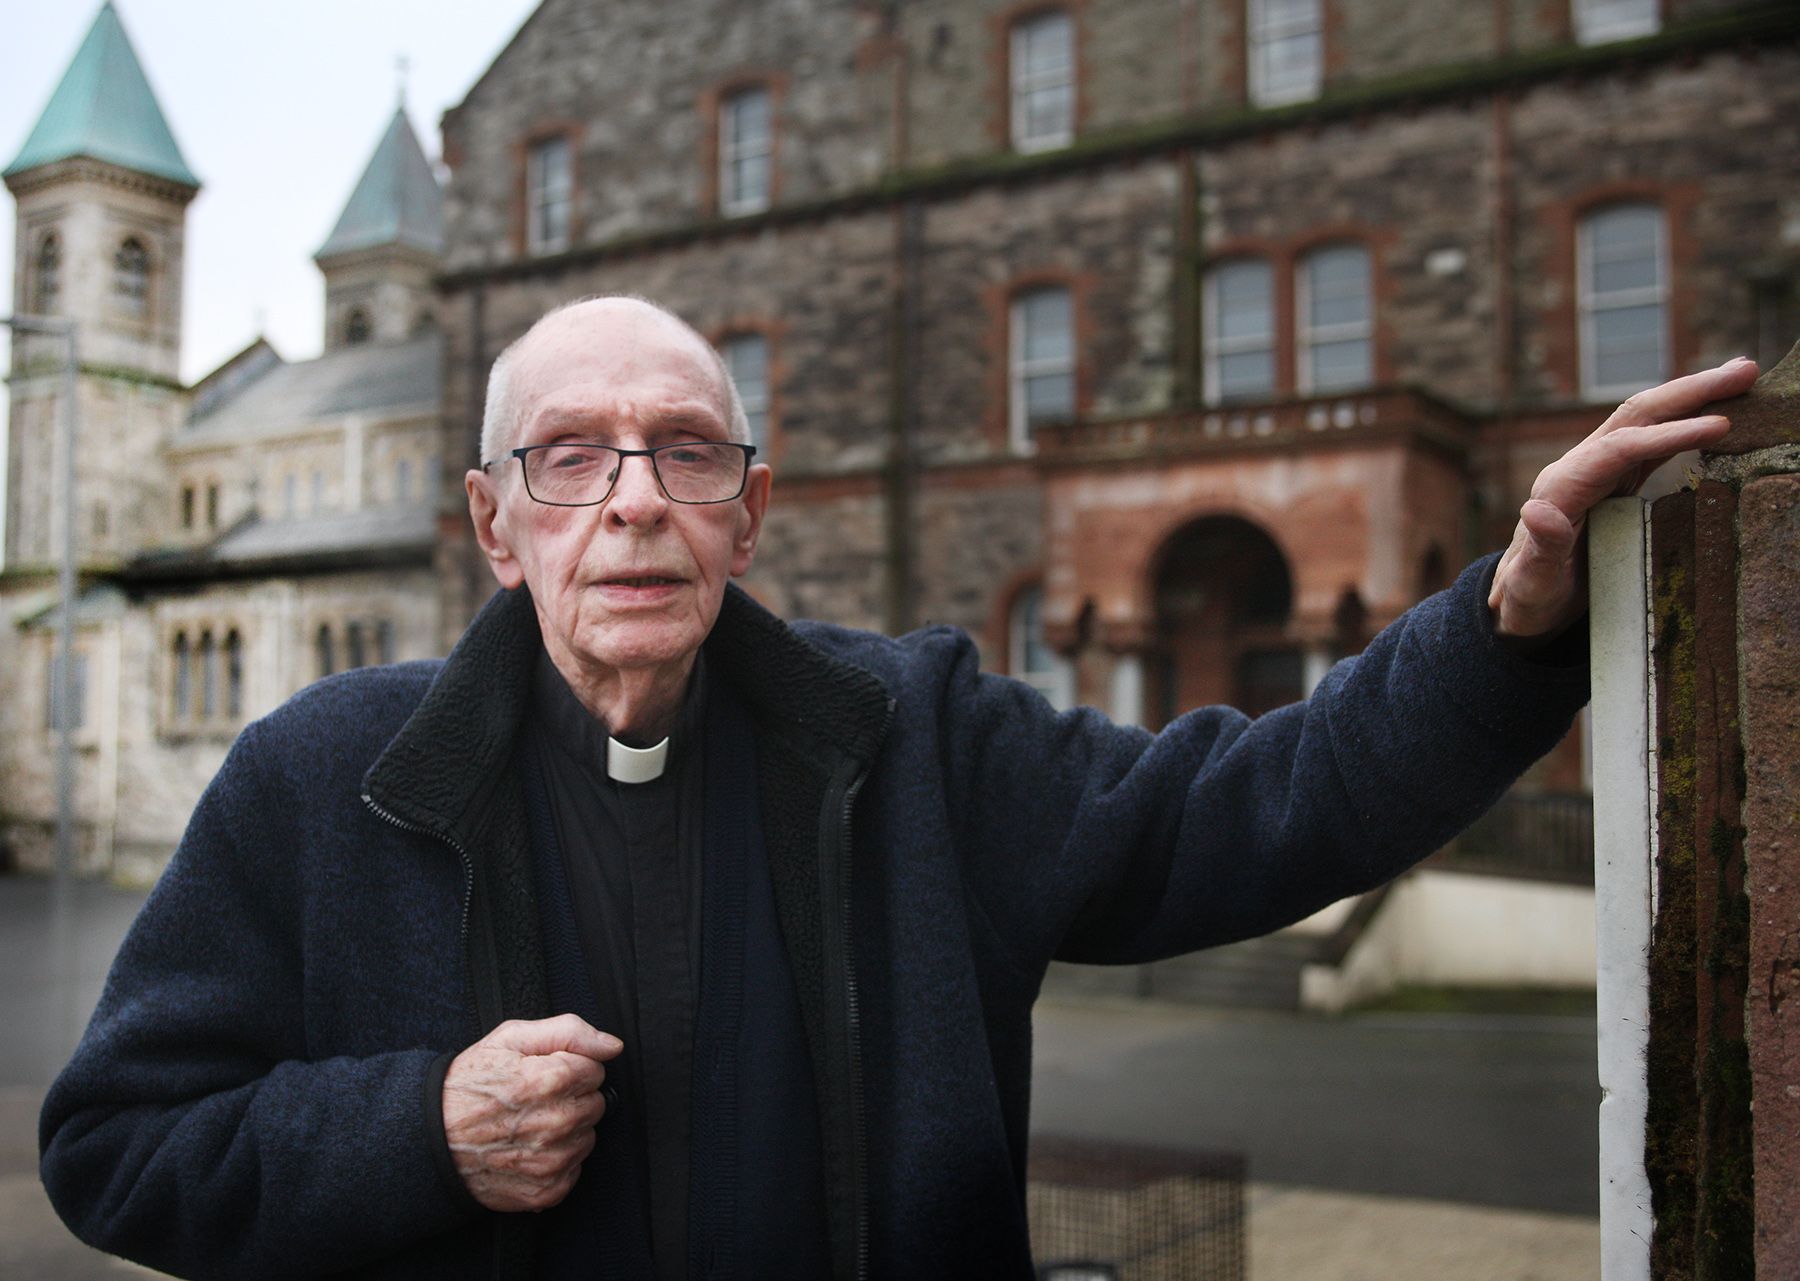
[
  {"xmin": 345, "ymin": 308, "xmax": 372, "ymax": 345},
  {"xmin": 181, "ymin": 484, "xmax": 196, "ymax": 530},
  {"xmin": 1009, "ymin": 286, "xmax": 1075, "ymax": 453},
  {"xmin": 114, "ymin": 237, "xmax": 150, "ymax": 320},
  {"xmin": 34, "ymin": 233, "xmax": 61, "ymax": 314},
  {"xmin": 173, "ymin": 632, "xmax": 192, "ymax": 719},
  {"xmin": 225, "ymin": 630, "xmax": 243, "ymax": 718},
  {"xmin": 395, "ymin": 457, "xmax": 413, "ymax": 504},
  {"xmin": 1010, "ymin": 10, "xmax": 1075, "ymax": 153},
  {"xmin": 1579, "ymin": 203, "xmax": 1667, "ymax": 400},
  {"xmin": 1203, "ymin": 258, "xmax": 1276, "ymax": 404},
  {"xmin": 206, "ymin": 483, "xmax": 220, "ymax": 529},
  {"xmin": 376, "ymin": 619, "xmax": 395, "ymax": 665},
  {"xmin": 199, "ymin": 631, "xmax": 218, "ymax": 719},
  {"xmin": 283, "ymin": 473, "xmax": 298, "ymax": 519},
  {"xmin": 311, "ymin": 470, "xmax": 326, "ymax": 513},
  {"xmin": 1297, "ymin": 243, "xmax": 1373, "ymax": 393},
  {"xmin": 1009, "ymin": 585, "xmax": 1074, "ymax": 710},
  {"xmin": 346, "ymin": 621, "xmax": 366, "ymax": 670},
  {"xmin": 316, "ymin": 623, "xmax": 335, "ymax": 679},
  {"xmin": 719, "ymin": 332, "xmax": 770, "ymax": 452},
  {"xmin": 719, "ymin": 85, "xmax": 772, "ymax": 217},
  {"xmin": 526, "ymin": 135, "xmax": 572, "ymax": 254}
]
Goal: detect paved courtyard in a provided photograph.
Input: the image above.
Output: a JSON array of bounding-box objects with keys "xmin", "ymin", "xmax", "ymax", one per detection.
[{"xmin": 2, "ymin": 875, "xmax": 1598, "ymax": 1278}]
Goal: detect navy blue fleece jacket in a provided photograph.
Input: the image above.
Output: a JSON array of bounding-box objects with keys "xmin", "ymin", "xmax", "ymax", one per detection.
[{"xmin": 39, "ymin": 552, "xmax": 1588, "ymax": 1279}]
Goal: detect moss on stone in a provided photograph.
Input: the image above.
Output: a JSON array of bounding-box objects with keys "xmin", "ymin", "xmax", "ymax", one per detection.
[{"xmin": 1695, "ymin": 815, "xmax": 1754, "ymax": 1280}]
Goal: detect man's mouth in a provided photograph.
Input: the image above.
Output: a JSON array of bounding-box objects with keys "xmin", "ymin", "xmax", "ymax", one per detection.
[{"xmin": 604, "ymin": 576, "xmax": 681, "ymax": 587}]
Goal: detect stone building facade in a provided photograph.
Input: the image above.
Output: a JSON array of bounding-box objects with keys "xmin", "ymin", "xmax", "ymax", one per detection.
[
  {"xmin": 0, "ymin": 6, "xmax": 450, "ymax": 880},
  {"xmin": 432, "ymin": 0, "xmax": 1800, "ymax": 795},
  {"xmin": 8, "ymin": 0, "xmax": 1800, "ymax": 876}
]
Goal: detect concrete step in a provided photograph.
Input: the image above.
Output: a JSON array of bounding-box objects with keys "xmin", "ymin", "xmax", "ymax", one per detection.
[{"xmin": 1044, "ymin": 931, "xmax": 1334, "ymax": 1011}]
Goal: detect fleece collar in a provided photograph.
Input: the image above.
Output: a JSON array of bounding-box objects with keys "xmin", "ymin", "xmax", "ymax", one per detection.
[{"xmin": 362, "ymin": 583, "xmax": 892, "ymax": 849}]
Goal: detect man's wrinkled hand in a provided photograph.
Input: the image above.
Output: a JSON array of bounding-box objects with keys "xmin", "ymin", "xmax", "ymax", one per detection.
[
  {"xmin": 1487, "ymin": 356, "xmax": 1759, "ymax": 647},
  {"xmin": 442, "ymin": 1013, "xmax": 622, "ymax": 1213}
]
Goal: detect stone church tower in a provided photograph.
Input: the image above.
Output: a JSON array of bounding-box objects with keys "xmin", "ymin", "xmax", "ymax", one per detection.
[
  {"xmin": 314, "ymin": 104, "xmax": 443, "ymax": 351},
  {"xmin": 3, "ymin": 0, "xmax": 198, "ymax": 573}
]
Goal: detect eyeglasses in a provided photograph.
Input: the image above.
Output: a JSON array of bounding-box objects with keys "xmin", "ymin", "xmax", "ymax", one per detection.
[{"xmin": 482, "ymin": 441, "xmax": 757, "ymax": 506}]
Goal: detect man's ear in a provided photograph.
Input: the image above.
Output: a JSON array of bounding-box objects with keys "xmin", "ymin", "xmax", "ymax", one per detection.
[
  {"xmin": 730, "ymin": 464, "xmax": 772, "ymax": 578},
  {"xmin": 467, "ymin": 469, "xmax": 526, "ymax": 589}
]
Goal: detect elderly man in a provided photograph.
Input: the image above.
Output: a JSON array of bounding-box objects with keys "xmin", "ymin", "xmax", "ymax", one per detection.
[{"xmin": 41, "ymin": 296, "xmax": 1755, "ymax": 1280}]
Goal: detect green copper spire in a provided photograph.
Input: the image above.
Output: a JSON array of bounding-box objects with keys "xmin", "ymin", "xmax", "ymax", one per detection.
[
  {"xmin": 4, "ymin": 3, "xmax": 199, "ymax": 187},
  {"xmin": 315, "ymin": 106, "xmax": 443, "ymax": 260}
]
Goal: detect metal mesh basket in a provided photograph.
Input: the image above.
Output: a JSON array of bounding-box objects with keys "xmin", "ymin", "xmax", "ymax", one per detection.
[{"xmin": 1027, "ymin": 1135, "xmax": 1246, "ymax": 1281}]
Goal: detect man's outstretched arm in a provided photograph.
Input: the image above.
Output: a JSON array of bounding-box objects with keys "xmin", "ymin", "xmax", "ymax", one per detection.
[{"xmin": 939, "ymin": 356, "xmax": 1759, "ymax": 970}]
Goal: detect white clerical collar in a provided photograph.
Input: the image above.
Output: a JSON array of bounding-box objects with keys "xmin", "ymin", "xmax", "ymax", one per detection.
[{"xmin": 607, "ymin": 735, "xmax": 670, "ymax": 784}]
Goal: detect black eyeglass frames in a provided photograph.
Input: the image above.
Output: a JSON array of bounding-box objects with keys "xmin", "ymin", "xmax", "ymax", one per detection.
[{"xmin": 481, "ymin": 441, "xmax": 757, "ymax": 506}]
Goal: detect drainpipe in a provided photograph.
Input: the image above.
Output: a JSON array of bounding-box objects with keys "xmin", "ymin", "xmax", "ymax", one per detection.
[{"xmin": 885, "ymin": 198, "xmax": 923, "ymax": 635}]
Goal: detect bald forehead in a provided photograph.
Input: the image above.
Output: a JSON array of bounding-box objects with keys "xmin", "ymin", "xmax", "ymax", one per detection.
[{"xmin": 518, "ymin": 299, "xmax": 717, "ymax": 374}]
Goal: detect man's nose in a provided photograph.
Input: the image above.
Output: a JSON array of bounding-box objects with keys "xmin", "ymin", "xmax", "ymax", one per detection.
[{"xmin": 604, "ymin": 452, "xmax": 669, "ymax": 527}]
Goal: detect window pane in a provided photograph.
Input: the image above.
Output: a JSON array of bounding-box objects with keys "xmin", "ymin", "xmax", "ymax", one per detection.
[
  {"xmin": 528, "ymin": 137, "xmax": 571, "ymax": 253},
  {"xmin": 1250, "ymin": 0, "xmax": 1321, "ymax": 104},
  {"xmin": 36, "ymin": 235, "xmax": 60, "ymax": 313},
  {"xmin": 175, "ymin": 635, "xmax": 191, "ymax": 717},
  {"xmin": 721, "ymin": 334, "xmax": 769, "ymax": 451},
  {"xmin": 376, "ymin": 620, "xmax": 395, "ymax": 665},
  {"xmin": 1576, "ymin": 0, "xmax": 1658, "ymax": 43},
  {"xmin": 1012, "ymin": 11, "xmax": 1074, "ymax": 149},
  {"xmin": 1593, "ymin": 306, "xmax": 1664, "ymax": 388},
  {"xmin": 1307, "ymin": 246, "xmax": 1371, "ymax": 328},
  {"xmin": 226, "ymin": 632, "xmax": 243, "ymax": 718},
  {"xmin": 722, "ymin": 87, "xmax": 772, "ymax": 213},
  {"xmin": 1019, "ymin": 13, "xmax": 1073, "ymax": 76},
  {"xmin": 1024, "ymin": 84, "xmax": 1073, "ymax": 143},
  {"xmin": 1582, "ymin": 204, "xmax": 1666, "ymax": 394},
  {"xmin": 1218, "ymin": 349, "xmax": 1276, "ymax": 398},
  {"xmin": 1020, "ymin": 290, "xmax": 1072, "ymax": 362},
  {"xmin": 317, "ymin": 625, "xmax": 334, "ymax": 679},
  {"xmin": 114, "ymin": 238, "xmax": 150, "ymax": 319},
  {"xmin": 1025, "ymin": 371, "xmax": 1075, "ymax": 423},
  {"xmin": 1309, "ymin": 338, "xmax": 1371, "ymax": 391},
  {"xmin": 200, "ymin": 634, "xmax": 217, "ymax": 719},
  {"xmin": 1214, "ymin": 261, "xmax": 1273, "ymax": 342}
]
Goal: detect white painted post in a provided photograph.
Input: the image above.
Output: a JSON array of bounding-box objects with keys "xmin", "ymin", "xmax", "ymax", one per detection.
[
  {"xmin": 1302, "ymin": 645, "xmax": 1332, "ymax": 697},
  {"xmin": 1588, "ymin": 496, "xmax": 1656, "ymax": 1281},
  {"xmin": 1109, "ymin": 653, "xmax": 1144, "ymax": 728}
]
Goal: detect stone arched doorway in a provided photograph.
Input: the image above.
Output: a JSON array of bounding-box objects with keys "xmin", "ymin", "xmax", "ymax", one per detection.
[{"xmin": 1147, "ymin": 515, "xmax": 1301, "ymax": 727}]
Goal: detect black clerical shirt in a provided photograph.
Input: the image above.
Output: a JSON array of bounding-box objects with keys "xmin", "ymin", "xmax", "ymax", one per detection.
[{"xmin": 528, "ymin": 649, "xmax": 707, "ymax": 1281}]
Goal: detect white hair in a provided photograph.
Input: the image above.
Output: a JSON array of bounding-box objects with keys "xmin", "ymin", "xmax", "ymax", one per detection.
[{"xmin": 479, "ymin": 294, "xmax": 752, "ymax": 465}]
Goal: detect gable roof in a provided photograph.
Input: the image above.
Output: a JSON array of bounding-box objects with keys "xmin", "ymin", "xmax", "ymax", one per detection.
[
  {"xmin": 315, "ymin": 106, "xmax": 444, "ymax": 260},
  {"xmin": 4, "ymin": 2, "xmax": 199, "ymax": 188},
  {"xmin": 179, "ymin": 333, "xmax": 441, "ymax": 443}
]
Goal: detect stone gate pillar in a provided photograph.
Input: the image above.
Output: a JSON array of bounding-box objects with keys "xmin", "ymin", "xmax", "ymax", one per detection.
[{"xmin": 1631, "ymin": 340, "xmax": 1800, "ymax": 1279}]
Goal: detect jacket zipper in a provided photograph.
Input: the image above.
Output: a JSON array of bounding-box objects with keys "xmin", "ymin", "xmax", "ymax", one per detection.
[
  {"xmin": 361, "ymin": 793, "xmax": 480, "ymax": 1025},
  {"xmin": 832, "ymin": 699, "xmax": 892, "ymax": 1281},
  {"xmin": 838, "ymin": 768, "xmax": 871, "ymax": 1281}
]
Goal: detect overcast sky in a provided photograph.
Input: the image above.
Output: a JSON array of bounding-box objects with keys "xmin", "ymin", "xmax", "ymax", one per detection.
[{"xmin": 1, "ymin": 0, "xmax": 540, "ymax": 558}]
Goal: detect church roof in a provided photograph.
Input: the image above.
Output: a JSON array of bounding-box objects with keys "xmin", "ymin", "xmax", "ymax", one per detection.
[
  {"xmin": 180, "ymin": 333, "xmax": 441, "ymax": 443},
  {"xmin": 315, "ymin": 106, "xmax": 443, "ymax": 260},
  {"xmin": 4, "ymin": 3, "xmax": 199, "ymax": 188}
]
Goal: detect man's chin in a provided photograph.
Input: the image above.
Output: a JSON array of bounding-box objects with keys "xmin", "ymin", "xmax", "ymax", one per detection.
[{"xmin": 577, "ymin": 620, "xmax": 703, "ymax": 675}]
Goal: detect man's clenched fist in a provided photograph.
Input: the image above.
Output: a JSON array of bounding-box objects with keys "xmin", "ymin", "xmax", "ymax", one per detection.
[{"xmin": 442, "ymin": 1013, "xmax": 623, "ymax": 1212}]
